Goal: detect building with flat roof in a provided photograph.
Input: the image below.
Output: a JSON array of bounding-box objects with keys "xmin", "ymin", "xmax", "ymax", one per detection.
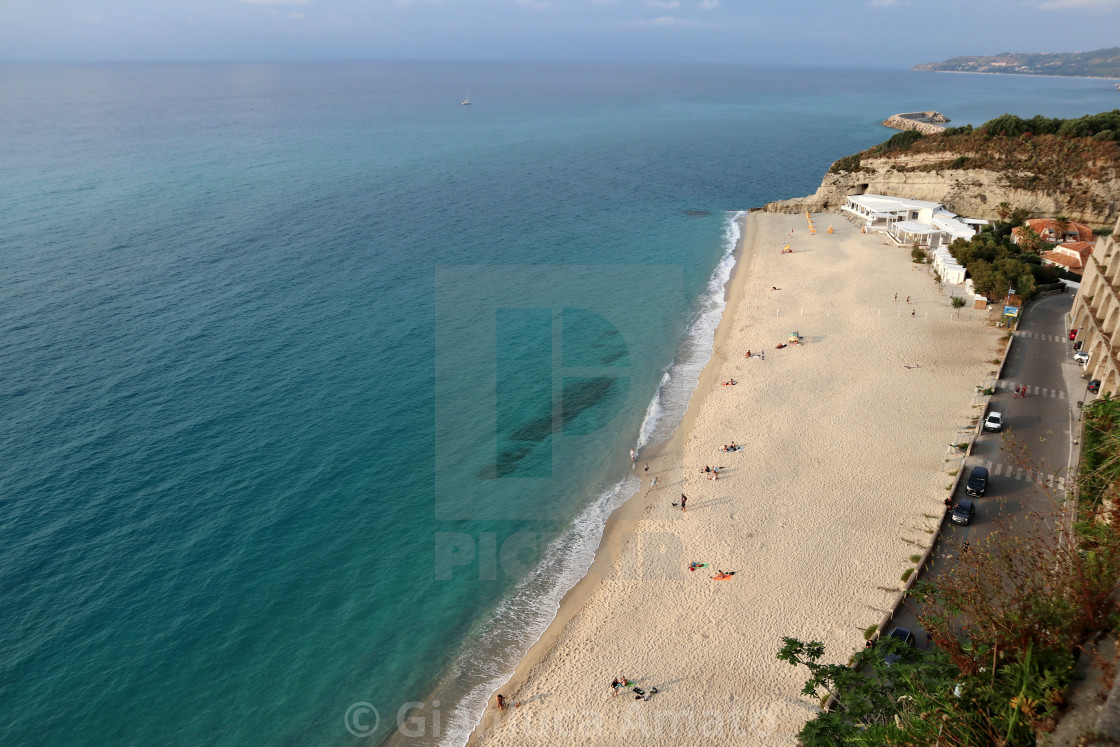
[{"xmin": 843, "ymin": 193, "xmax": 982, "ymax": 249}]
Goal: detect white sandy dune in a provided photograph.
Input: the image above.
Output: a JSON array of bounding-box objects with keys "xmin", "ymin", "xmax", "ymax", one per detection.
[{"xmin": 471, "ymin": 213, "xmax": 1002, "ymax": 746}]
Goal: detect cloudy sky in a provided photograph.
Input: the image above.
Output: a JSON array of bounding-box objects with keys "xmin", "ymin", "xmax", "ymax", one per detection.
[{"xmin": 2, "ymin": 0, "xmax": 1119, "ymax": 66}]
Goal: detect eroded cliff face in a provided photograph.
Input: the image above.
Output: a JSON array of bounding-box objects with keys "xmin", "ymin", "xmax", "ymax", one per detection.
[{"xmin": 764, "ymin": 144, "xmax": 1120, "ymax": 228}]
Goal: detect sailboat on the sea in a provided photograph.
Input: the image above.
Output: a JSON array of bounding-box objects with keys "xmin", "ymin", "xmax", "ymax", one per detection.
[{"xmin": 461, "ymin": 90, "xmax": 471, "ymax": 106}]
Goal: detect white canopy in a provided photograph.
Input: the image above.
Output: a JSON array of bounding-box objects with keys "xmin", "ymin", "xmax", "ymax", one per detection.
[{"xmin": 893, "ymin": 221, "xmax": 936, "ymax": 234}]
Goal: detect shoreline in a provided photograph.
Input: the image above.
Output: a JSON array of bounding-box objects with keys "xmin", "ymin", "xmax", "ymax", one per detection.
[
  {"xmin": 917, "ymin": 69, "xmax": 1120, "ymax": 81},
  {"xmin": 469, "ymin": 212, "xmax": 1002, "ymax": 745},
  {"xmin": 463, "ymin": 211, "xmax": 759, "ymax": 744}
]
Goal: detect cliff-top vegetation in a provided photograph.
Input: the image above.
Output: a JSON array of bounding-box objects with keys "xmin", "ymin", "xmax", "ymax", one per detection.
[
  {"xmin": 828, "ymin": 110, "xmax": 1120, "ymax": 219},
  {"xmin": 831, "ymin": 109, "xmax": 1120, "ymax": 175}
]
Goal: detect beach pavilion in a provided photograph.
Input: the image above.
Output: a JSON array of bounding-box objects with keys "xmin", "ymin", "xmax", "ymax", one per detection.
[
  {"xmin": 843, "ymin": 193, "xmax": 980, "ymax": 249},
  {"xmin": 842, "ymin": 193, "xmax": 945, "ymax": 231}
]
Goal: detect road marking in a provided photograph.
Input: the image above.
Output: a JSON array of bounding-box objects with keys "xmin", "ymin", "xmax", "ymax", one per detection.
[
  {"xmin": 995, "ymin": 382, "xmax": 1066, "ymax": 399},
  {"xmin": 978, "ymin": 460, "xmax": 1066, "ymax": 491}
]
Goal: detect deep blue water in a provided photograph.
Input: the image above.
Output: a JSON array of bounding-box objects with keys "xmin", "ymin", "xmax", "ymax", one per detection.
[{"xmin": 1, "ymin": 61, "xmax": 1117, "ymax": 746}]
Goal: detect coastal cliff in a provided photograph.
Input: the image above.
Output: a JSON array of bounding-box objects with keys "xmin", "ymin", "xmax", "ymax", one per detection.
[{"xmin": 765, "ymin": 126, "xmax": 1120, "ymax": 227}]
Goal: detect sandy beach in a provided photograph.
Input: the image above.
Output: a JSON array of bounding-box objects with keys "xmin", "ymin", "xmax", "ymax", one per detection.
[{"xmin": 471, "ymin": 212, "xmax": 1002, "ymax": 746}]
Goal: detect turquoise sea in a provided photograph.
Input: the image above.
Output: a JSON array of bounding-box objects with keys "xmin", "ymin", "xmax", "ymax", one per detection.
[{"xmin": 1, "ymin": 61, "xmax": 1117, "ymax": 745}]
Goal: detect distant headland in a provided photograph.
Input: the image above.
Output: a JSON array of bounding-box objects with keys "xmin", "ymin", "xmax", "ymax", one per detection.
[{"xmin": 914, "ymin": 46, "xmax": 1120, "ymax": 79}]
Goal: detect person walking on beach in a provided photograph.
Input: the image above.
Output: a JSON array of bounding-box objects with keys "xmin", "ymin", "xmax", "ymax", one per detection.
[
  {"xmin": 681, "ymin": 494, "xmax": 687, "ymax": 511},
  {"xmin": 630, "ymin": 448, "xmax": 636, "ymax": 464},
  {"xmin": 894, "ymin": 292, "xmax": 897, "ymax": 302},
  {"xmin": 644, "ymin": 463, "xmax": 649, "ymax": 475},
  {"xmin": 906, "ymin": 296, "xmax": 910, "ymax": 304},
  {"xmin": 496, "ymin": 694, "xmax": 507, "ymax": 711}
]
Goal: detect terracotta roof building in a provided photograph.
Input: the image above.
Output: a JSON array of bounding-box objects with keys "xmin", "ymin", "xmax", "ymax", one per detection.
[
  {"xmin": 1012, "ymin": 218, "xmax": 1095, "ymax": 245},
  {"xmin": 1041, "ymin": 241, "xmax": 1094, "ymax": 275}
]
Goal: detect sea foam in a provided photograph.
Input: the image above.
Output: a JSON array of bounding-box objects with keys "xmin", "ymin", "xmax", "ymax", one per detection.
[{"xmin": 442, "ymin": 211, "xmax": 743, "ymax": 746}]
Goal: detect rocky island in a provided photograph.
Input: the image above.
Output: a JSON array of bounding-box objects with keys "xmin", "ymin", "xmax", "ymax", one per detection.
[{"xmin": 882, "ymin": 111, "xmax": 950, "ymax": 135}]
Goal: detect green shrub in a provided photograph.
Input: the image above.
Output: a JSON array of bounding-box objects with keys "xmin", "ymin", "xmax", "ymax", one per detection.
[
  {"xmin": 876, "ymin": 129, "xmax": 923, "ymax": 154},
  {"xmin": 829, "ymin": 154, "xmax": 862, "ymax": 173},
  {"xmin": 982, "ymin": 113, "xmax": 1028, "ymax": 137},
  {"xmin": 900, "ymin": 568, "xmax": 914, "ymax": 582},
  {"xmin": 942, "ymin": 124, "xmax": 973, "ymax": 136}
]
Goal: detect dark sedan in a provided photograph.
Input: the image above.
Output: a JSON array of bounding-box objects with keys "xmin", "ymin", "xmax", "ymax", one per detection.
[{"xmin": 965, "ymin": 466, "xmax": 988, "ymax": 497}]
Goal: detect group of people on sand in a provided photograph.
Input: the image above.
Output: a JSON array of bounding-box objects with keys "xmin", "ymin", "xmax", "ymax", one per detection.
[
  {"xmin": 721, "ymin": 442, "xmax": 740, "ymax": 452},
  {"xmin": 721, "ymin": 378, "xmax": 737, "ymax": 386},
  {"xmin": 702, "ymin": 465, "xmax": 719, "ymax": 480}
]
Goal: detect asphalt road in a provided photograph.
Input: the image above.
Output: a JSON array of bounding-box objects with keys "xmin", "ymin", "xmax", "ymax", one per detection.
[{"xmin": 888, "ymin": 292, "xmax": 1084, "ymax": 643}]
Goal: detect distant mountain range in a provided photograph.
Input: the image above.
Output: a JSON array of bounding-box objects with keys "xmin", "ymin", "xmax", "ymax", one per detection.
[{"xmin": 914, "ymin": 47, "xmax": 1120, "ymax": 78}]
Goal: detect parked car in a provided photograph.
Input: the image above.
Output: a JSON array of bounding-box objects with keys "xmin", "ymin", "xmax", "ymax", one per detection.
[
  {"xmin": 983, "ymin": 412, "xmax": 1003, "ymax": 432},
  {"xmin": 965, "ymin": 466, "xmax": 988, "ymax": 497},
  {"xmin": 1089, "ymin": 380, "xmax": 1102, "ymax": 393},
  {"xmin": 1069, "ymin": 328, "xmax": 1078, "ymax": 340},
  {"xmin": 951, "ymin": 499, "xmax": 976, "ymax": 526},
  {"xmin": 883, "ymin": 627, "xmax": 916, "ymax": 665},
  {"xmin": 1074, "ymin": 351, "xmax": 1089, "ymax": 364}
]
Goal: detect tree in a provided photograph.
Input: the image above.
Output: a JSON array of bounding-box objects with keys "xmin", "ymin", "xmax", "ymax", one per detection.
[
  {"xmin": 951, "ymin": 296, "xmax": 967, "ymax": 317},
  {"xmin": 1016, "ymin": 225, "xmax": 1045, "ymax": 254},
  {"xmin": 995, "ymin": 202, "xmax": 1013, "ymax": 222},
  {"xmin": 1053, "ymin": 215, "xmax": 1071, "ymax": 243},
  {"xmin": 982, "ymin": 113, "xmax": 1028, "ymax": 138}
]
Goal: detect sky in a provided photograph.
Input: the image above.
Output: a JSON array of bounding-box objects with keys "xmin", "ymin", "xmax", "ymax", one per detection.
[{"xmin": 1, "ymin": 0, "xmax": 1119, "ymax": 67}]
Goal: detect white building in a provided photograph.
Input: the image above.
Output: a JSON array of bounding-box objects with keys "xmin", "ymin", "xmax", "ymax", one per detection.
[
  {"xmin": 930, "ymin": 246, "xmax": 967, "ymax": 284},
  {"xmin": 842, "ymin": 194, "xmax": 944, "ymax": 231},
  {"xmin": 843, "ymin": 193, "xmax": 984, "ymax": 249}
]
